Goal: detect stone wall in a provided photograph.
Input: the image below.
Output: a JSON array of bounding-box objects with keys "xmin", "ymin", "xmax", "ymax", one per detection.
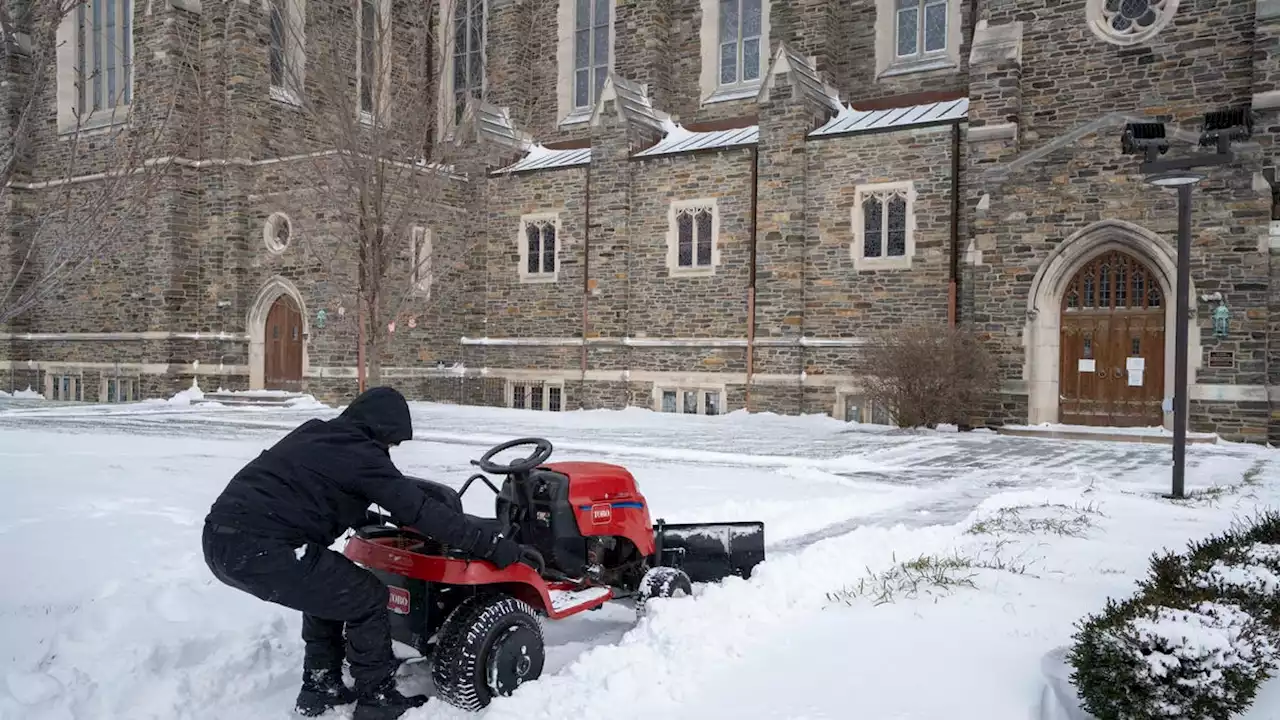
[
  {"xmin": 0, "ymin": 0, "xmax": 476, "ymax": 403},
  {"xmin": 804, "ymin": 123, "xmax": 960, "ymax": 343},
  {"xmin": 628, "ymin": 150, "xmax": 755, "ymax": 336},
  {"xmin": 484, "ymin": 166, "xmax": 587, "ymax": 339},
  {"xmin": 965, "ymin": 0, "xmax": 1273, "ymax": 439}
]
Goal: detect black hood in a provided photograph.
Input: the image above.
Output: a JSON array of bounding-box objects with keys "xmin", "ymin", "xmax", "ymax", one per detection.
[{"xmin": 338, "ymin": 386, "xmax": 413, "ymax": 446}]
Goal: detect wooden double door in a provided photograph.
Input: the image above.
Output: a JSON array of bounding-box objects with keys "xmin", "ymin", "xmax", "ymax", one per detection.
[
  {"xmin": 265, "ymin": 294, "xmax": 303, "ymax": 391},
  {"xmin": 1058, "ymin": 250, "xmax": 1166, "ymax": 427}
]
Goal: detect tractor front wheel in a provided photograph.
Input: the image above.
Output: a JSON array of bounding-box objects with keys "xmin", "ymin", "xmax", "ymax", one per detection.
[
  {"xmin": 635, "ymin": 566, "xmax": 693, "ymax": 615},
  {"xmin": 431, "ymin": 594, "xmax": 545, "ymax": 711}
]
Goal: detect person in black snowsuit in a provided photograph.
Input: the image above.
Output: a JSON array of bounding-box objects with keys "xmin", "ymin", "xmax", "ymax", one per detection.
[{"xmin": 202, "ymin": 386, "xmax": 529, "ymax": 720}]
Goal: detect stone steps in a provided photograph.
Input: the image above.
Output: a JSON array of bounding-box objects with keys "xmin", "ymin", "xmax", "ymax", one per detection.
[
  {"xmin": 996, "ymin": 425, "xmax": 1218, "ymax": 445},
  {"xmin": 202, "ymin": 391, "xmax": 308, "ymax": 407}
]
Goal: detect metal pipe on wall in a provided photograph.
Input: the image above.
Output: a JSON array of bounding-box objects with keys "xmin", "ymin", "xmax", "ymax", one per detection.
[
  {"xmin": 949, "ymin": 120, "xmax": 961, "ymax": 327},
  {"xmin": 581, "ymin": 163, "xmax": 591, "ymax": 404},
  {"xmin": 746, "ymin": 145, "xmax": 759, "ymax": 412}
]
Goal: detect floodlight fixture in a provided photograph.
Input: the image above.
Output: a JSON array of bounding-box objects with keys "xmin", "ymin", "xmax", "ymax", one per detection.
[
  {"xmin": 1122, "ymin": 122, "xmax": 1169, "ymax": 157},
  {"xmin": 1199, "ymin": 106, "xmax": 1253, "ymax": 150}
]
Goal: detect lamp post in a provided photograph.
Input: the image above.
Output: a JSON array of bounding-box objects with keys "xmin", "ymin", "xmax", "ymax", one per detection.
[
  {"xmin": 1153, "ymin": 172, "xmax": 1200, "ymax": 501},
  {"xmin": 1121, "ymin": 108, "xmax": 1251, "ymax": 499}
]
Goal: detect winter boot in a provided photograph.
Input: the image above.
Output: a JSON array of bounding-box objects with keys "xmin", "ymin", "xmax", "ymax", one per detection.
[
  {"xmin": 352, "ymin": 676, "xmax": 429, "ymax": 720},
  {"xmin": 295, "ymin": 668, "xmax": 357, "ymax": 717}
]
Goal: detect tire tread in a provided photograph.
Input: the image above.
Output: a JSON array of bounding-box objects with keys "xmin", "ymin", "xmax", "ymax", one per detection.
[
  {"xmin": 636, "ymin": 566, "xmax": 693, "ymax": 614},
  {"xmin": 431, "ymin": 594, "xmax": 544, "ymax": 711}
]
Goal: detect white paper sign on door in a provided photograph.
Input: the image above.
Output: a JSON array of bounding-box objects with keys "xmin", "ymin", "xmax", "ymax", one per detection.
[
  {"xmin": 1128, "ymin": 369, "xmax": 1144, "ymax": 387},
  {"xmin": 1078, "ymin": 359, "xmax": 1096, "ymax": 372},
  {"xmin": 1126, "ymin": 357, "xmax": 1145, "ymax": 371}
]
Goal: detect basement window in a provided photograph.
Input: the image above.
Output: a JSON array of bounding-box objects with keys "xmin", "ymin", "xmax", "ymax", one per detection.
[
  {"xmin": 657, "ymin": 387, "xmax": 722, "ymax": 416},
  {"xmin": 104, "ymin": 376, "xmax": 140, "ymax": 403},
  {"xmin": 836, "ymin": 393, "xmax": 894, "ymax": 425},
  {"xmin": 509, "ymin": 381, "xmax": 564, "ymax": 412},
  {"xmin": 49, "ymin": 373, "xmax": 84, "ymax": 402}
]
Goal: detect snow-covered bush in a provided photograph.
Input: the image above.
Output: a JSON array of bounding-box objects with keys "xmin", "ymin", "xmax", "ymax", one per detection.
[
  {"xmin": 1070, "ymin": 514, "xmax": 1280, "ymax": 719},
  {"xmin": 1069, "ymin": 598, "xmax": 1277, "ymax": 720},
  {"xmin": 1234, "ymin": 510, "xmax": 1280, "ymax": 546},
  {"xmin": 1142, "ymin": 522, "xmax": 1280, "ymax": 628}
]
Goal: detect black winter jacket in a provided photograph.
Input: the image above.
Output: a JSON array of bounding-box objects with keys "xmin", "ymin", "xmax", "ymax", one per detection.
[{"xmin": 204, "ymin": 386, "xmax": 492, "ymax": 552}]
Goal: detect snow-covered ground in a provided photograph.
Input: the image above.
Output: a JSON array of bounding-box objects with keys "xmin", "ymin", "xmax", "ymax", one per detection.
[{"xmin": 3, "ymin": 392, "xmax": 1280, "ymax": 719}]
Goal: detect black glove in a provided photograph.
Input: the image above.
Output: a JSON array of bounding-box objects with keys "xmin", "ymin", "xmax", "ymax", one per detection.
[{"xmin": 484, "ymin": 534, "xmax": 523, "ymax": 569}]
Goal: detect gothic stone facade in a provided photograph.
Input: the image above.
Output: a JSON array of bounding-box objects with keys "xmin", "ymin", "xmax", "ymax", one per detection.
[{"xmin": 3, "ymin": 0, "xmax": 1280, "ymax": 443}]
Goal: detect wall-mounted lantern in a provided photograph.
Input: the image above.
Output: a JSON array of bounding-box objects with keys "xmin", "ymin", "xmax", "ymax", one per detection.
[
  {"xmin": 315, "ymin": 309, "xmax": 327, "ymax": 329},
  {"xmin": 1201, "ymin": 292, "xmax": 1230, "ymax": 339},
  {"xmin": 1212, "ymin": 303, "xmax": 1230, "ymax": 339}
]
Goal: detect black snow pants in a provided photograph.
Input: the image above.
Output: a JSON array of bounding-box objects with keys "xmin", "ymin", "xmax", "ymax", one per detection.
[{"xmin": 201, "ymin": 521, "xmax": 395, "ymax": 693}]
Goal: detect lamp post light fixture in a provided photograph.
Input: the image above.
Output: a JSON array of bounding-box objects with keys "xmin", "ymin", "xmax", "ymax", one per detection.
[
  {"xmin": 1120, "ymin": 107, "xmax": 1252, "ymax": 500},
  {"xmin": 1145, "ymin": 170, "xmax": 1207, "ymax": 187}
]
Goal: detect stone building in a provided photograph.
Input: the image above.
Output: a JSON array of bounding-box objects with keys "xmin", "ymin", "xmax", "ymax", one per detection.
[{"xmin": 3, "ymin": 0, "xmax": 1280, "ymax": 442}]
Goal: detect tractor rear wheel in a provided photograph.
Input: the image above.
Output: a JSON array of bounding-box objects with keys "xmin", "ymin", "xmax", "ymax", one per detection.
[
  {"xmin": 635, "ymin": 566, "xmax": 692, "ymax": 615},
  {"xmin": 431, "ymin": 594, "xmax": 545, "ymax": 711}
]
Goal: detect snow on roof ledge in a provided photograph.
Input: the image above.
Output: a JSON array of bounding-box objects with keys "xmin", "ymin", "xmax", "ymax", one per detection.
[
  {"xmin": 467, "ymin": 98, "xmax": 534, "ymax": 151},
  {"xmin": 809, "ymin": 97, "xmax": 969, "ymax": 138},
  {"xmin": 493, "ymin": 144, "xmax": 592, "ymax": 174},
  {"xmin": 762, "ymin": 43, "xmax": 842, "ymax": 118},
  {"xmin": 633, "ymin": 123, "xmax": 759, "ymax": 159},
  {"xmin": 493, "ymin": 96, "xmax": 970, "ymax": 174},
  {"xmin": 596, "ymin": 74, "xmax": 670, "ymax": 136}
]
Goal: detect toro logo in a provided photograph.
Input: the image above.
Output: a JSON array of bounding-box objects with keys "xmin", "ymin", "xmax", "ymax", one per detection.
[
  {"xmin": 386, "ymin": 586, "xmax": 411, "ymax": 615},
  {"xmin": 590, "ymin": 503, "xmax": 613, "ymax": 525}
]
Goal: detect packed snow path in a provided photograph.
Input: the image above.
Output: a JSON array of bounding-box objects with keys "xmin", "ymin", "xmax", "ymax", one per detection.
[
  {"xmin": 1, "ymin": 397, "xmax": 1274, "ymax": 719},
  {"xmin": 0, "ymin": 399, "xmax": 1227, "ymax": 542}
]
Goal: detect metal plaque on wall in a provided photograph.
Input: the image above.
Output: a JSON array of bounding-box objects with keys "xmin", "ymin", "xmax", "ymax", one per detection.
[{"xmin": 1207, "ymin": 351, "xmax": 1235, "ymax": 369}]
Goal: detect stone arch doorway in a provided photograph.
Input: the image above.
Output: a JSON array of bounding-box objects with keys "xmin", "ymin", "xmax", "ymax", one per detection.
[
  {"xmin": 1023, "ymin": 219, "xmax": 1200, "ymax": 428},
  {"xmin": 248, "ymin": 276, "xmax": 309, "ymax": 391},
  {"xmin": 1058, "ymin": 250, "xmax": 1166, "ymax": 426}
]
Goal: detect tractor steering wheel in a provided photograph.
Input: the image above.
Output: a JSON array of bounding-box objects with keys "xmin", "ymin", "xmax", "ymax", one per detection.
[{"xmin": 471, "ymin": 437, "xmax": 554, "ymax": 475}]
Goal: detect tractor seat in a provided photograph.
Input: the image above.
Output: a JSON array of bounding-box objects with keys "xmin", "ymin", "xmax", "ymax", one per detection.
[
  {"xmin": 466, "ymin": 515, "xmax": 505, "ymax": 536},
  {"xmin": 406, "ymin": 476, "xmax": 505, "ymax": 537}
]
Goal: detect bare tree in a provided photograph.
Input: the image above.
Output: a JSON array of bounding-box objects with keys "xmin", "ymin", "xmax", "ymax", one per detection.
[
  {"xmin": 0, "ymin": 0, "xmax": 184, "ymax": 325},
  {"xmin": 271, "ymin": 0, "xmax": 554, "ymax": 389},
  {"xmin": 862, "ymin": 323, "xmax": 1000, "ymax": 429}
]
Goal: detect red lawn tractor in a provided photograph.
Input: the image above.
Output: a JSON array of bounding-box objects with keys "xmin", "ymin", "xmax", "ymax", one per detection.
[{"xmin": 343, "ymin": 437, "xmax": 765, "ymax": 711}]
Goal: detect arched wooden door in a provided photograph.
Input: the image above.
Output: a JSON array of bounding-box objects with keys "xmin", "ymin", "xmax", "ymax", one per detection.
[
  {"xmin": 264, "ymin": 294, "xmax": 303, "ymax": 391},
  {"xmin": 1059, "ymin": 250, "xmax": 1166, "ymax": 427}
]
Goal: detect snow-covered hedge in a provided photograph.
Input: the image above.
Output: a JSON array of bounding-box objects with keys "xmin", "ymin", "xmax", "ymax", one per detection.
[
  {"xmin": 1068, "ymin": 512, "xmax": 1280, "ymax": 720},
  {"xmin": 1070, "ymin": 598, "xmax": 1276, "ymax": 720}
]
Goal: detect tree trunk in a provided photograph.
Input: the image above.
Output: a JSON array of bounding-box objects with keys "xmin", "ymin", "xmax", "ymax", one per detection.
[
  {"xmin": 357, "ymin": 296, "xmax": 367, "ymax": 394},
  {"xmin": 368, "ymin": 335, "xmax": 384, "ymax": 387},
  {"xmin": 366, "ymin": 287, "xmax": 385, "ymax": 387}
]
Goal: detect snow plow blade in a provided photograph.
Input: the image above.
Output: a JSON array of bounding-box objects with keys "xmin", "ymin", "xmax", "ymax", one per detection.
[{"xmin": 654, "ymin": 519, "xmax": 765, "ymax": 584}]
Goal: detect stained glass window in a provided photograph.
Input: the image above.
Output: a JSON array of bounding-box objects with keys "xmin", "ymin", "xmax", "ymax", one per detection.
[
  {"xmin": 524, "ymin": 220, "xmax": 556, "ymax": 275},
  {"xmin": 77, "ymin": 0, "xmax": 133, "ymax": 112},
  {"xmin": 860, "ymin": 188, "xmax": 909, "ymax": 260},
  {"xmin": 895, "ymin": 0, "xmax": 947, "ymax": 59},
  {"xmin": 453, "ymin": 0, "xmax": 485, "ymax": 125},
  {"xmin": 269, "ymin": 0, "xmax": 287, "ymax": 88},
  {"xmin": 718, "ymin": 0, "xmax": 762, "ymax": 87},
  {"xmin": 676, "ymin": 207, "xmax": 715, "ymax": 268},
  {"xmin": 360, "ymin": 0, "xmax": 377, "ymax": 114},
  {"xmin": 573, "ymin": 0, "xmax": 610, "ymax": 109}
]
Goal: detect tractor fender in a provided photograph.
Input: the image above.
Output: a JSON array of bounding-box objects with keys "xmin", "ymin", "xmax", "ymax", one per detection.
[{"xmin": 344, "ymin": 534, "xmax": 612, "ymax": 619}]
